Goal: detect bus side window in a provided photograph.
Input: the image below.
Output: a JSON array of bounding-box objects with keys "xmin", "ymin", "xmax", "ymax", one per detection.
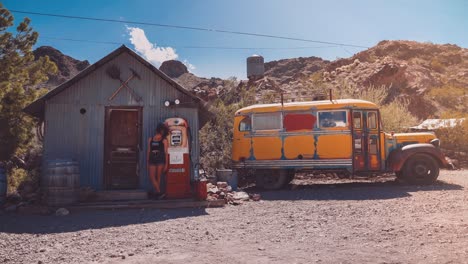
[
  {"xmin": 239, "ymin": 116, "xmax": 251, "ymax": 132},
  {"xmin": 318, "ymin": 111, "xmax": 348, "ymax": 128},
  {"xmin": 353, "ymin": 112, "xmax": 362, "ymax": 129},
  {"xmin": 368, "ymin": 112, "xmax": 377, "ymax": 129},
  {"xmin": 252, "ymin": 112, "xmax": 282, "ymax": 131}
]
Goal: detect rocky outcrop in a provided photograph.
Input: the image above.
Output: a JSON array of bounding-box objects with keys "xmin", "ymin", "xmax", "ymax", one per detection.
[
  {"xmin": 159, "ymin": 60, "xmax": 188, "ymax": 78},
  {"xmin": 33, "ymin": 46, "xmax": 90, "ymax": 89}
]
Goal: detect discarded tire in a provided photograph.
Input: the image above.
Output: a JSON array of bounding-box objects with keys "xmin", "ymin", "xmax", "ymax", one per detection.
[{"xmin": 44, "ymin": 159, "xmax": 80, "ymax": 206}]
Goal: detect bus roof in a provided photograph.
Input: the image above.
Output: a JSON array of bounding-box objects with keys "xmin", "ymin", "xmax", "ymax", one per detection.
[{"xmin": 235, "ymin": 99, "xmax": 379, "ymax": 115}]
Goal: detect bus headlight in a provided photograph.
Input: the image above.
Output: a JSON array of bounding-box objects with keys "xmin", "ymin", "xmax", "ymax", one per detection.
[{"xmin": 430, "ymin": 138, "xmax": 440, "ymax": 148}]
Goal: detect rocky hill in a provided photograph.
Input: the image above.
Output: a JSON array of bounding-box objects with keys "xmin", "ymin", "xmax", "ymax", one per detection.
[
  {"xmin": 33, "ymin": 41, "xmax": 468, "ymax": 119},
  {"xmin": 252, "ymin": 40, "xmax": 468, "ymax": 118},
  {"xmin": 33, "ymin": 46, "xmax": 90, "ymax": 88}
]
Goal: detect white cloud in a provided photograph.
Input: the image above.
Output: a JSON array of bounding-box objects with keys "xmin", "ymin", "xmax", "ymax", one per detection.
[
  {"xmin": 126, "ymin": 26, "xmax": 178, "ymax": 66},
  {"xmin": 183, "ymin": 59, "xmax": 196, "ymax": 72}
]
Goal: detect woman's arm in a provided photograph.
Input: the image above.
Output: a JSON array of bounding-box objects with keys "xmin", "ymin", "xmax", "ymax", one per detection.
[
  {"xmin": 163, "ymin": 138, "xmax": 169, "ymax": 173},
  {"xmin": 147, "ymin": 138, "xmax": 151, "ymax": 164}
]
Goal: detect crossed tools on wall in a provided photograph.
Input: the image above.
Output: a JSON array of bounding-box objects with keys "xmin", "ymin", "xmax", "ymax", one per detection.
[{"xmin": 106, "ymin": 64, "xmax": 142, "ymax": 102}]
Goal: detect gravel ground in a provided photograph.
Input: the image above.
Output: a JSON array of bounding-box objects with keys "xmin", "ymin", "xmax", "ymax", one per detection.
[{"xmin": 1, "ymin": 169, "xmax": 467, "ymax": 264}]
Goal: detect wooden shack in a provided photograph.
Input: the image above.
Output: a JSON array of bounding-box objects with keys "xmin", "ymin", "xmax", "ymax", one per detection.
[{"xmin": 24, "ymin": 45, "xmax": 210, "ymax": 193}]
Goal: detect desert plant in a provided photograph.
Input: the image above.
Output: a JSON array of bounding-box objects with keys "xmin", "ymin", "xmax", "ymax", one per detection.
[
  {"xmin": 430, "ymin": 58, "xmax": 445, "ymax": 73},
  {"xmin": 0, "ymin": 4, "xmax": 57, "ymax": 191},
  {"xmin": 334, "ymin": 81, "xmax": 418, "ymax": 132}
]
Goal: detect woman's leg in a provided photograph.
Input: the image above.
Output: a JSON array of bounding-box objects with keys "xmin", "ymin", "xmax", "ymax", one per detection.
[
  {"xmin": 148, "ymin": 164, "xmax": 160, "ymax": 193},
  {"xmin": 155, "ymin": 164, "xmax": 164, "ymax": 194}
]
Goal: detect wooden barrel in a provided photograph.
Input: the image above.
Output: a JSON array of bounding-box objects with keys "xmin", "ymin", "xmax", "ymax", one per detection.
[
  {"xmin": 0, "ymin": 167, "xmax": 6, "ymax": 205},
  {"xmin": 44, "ymin": 159, "xmax": 80, "ymax": 206}
]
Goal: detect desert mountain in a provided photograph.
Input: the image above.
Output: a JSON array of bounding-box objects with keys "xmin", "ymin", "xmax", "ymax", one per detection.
[
  {"xmin": 258, "ymin": 40, "xmax": 468, "ymax": 118},
  {"xmin": 34, "ymin": 40, "xmax": 468, "ymax": 119},
  {"xmin": 33, "ymin": 46, "xmax": 90, "ymax": 88}
]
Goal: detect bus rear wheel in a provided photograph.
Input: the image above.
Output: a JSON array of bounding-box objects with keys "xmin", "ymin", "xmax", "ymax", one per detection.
[
  {"xmin": 402, "ymin": 154, "xmax": 439, "ymax": 185},
  {"xmin": 255, "ymin": 169, "xmax": 289, "ymax": 190}
]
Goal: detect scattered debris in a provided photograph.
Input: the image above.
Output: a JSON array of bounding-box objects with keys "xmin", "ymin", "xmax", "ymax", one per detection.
[
  {"xmin": 206, "ymin": 181, "xmax": 261, "ymax": 205},
  {"xmin": 55, "ymin": 207, "xmax": 69, "ymax": 216}
]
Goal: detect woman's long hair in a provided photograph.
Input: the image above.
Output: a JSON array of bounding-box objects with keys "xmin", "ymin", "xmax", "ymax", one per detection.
[{"xmin": 156, "ymin": 123, "xmax": 169, "ymax": 138}]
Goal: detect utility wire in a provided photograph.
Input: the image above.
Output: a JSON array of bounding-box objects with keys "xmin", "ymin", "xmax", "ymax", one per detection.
[
  {"xmin": 12, "ymin": 9, "xmax": 370, "ymax": 49},
  {"xmin": 40, "ymin": 36, "xmax": 341, "ymax": 50}
]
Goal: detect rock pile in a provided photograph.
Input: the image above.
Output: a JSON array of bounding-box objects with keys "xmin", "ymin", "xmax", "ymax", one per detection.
[{"xmin": 206, "ymin": 181, "xmax": 260, "ymax": 205}]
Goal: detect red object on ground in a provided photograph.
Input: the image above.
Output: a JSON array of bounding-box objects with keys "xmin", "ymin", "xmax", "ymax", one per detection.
[{"xmin": 194, "ymin": 180, "xmax": 207, "ymax": 201}]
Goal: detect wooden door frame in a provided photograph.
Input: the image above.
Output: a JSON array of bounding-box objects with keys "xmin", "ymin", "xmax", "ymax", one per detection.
[{"xmin": 103, "ymin": 106, "xmax": 143, "ymax": 189}]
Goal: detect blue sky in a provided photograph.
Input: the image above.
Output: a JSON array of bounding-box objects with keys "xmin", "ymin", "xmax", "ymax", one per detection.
[{"xmin": 4, "ymin": 0, "xmax": 468, "ymax": 78}]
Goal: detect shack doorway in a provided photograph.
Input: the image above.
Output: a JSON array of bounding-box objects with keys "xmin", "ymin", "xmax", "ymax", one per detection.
[{"xmin": 104, "ymin": 107, "xmax": 142, "ymax": 189}]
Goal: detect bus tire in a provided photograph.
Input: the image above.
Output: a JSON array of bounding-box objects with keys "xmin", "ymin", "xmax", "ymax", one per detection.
[
  {"xmin": 255, "ymin": 170, "xmax": 288, "ymax": 190},
  {"xmin": 402, "ymin": 154, "xmax": 439, "ymax": 185}
]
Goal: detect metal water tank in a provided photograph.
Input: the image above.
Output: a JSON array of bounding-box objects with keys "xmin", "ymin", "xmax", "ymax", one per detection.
[{"xmin": 247, "ymin": 55, "xmax": 265, "ymax": 79}]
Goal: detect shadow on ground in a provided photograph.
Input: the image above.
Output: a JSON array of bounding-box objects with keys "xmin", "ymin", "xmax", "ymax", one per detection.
[
  {"xmin": 0, "ymin": 207, "xmax": 208, "ymax": 235},
  {"xmin": 246, "ymin": 179, "xmax": 464, "ymax": 201}
]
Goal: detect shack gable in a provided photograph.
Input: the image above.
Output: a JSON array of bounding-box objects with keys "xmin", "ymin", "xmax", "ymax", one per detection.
[{"xmin": 47, "ymin": 51, "xmax": 194, "ymax": 106}]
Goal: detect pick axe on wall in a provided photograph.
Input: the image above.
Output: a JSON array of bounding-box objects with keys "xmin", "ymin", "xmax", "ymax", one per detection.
[{"xmin": 107, "ymin": 65, "xmax": 142, "ymax": 102}]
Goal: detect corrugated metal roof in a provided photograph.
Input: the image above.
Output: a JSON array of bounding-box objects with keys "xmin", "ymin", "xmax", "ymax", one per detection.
[
  {"xmin": 410, "ymin": 118, "xmax": 466, "ymax": 130},
  {"xmin": 24, "ymin": 45, "xmax": 212, "ymax": 124}
]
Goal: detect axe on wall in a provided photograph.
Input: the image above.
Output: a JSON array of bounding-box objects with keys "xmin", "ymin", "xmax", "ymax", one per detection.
[{"xmin": 107, "ymin": 65, "xmax": 142, "ymax": 102}]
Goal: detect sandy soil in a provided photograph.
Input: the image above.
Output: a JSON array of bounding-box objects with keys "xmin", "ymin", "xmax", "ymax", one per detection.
[{"xmin": 1, "ymin": 170, "xmax": 467, "ymax": 264}]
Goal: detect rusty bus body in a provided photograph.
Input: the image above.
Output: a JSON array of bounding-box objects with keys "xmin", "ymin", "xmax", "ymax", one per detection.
[{"xmin": 232, "ymin": 99, "xmax": 450, "ymax": 189}]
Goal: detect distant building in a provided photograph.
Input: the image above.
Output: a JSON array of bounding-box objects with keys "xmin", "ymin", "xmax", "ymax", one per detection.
[
  {"xmin": 24, "ymin": 45, "xmax": 210, "ymax": 191},
  {"xmin": 409, "ymin": 118, "xmax": 466, "ymax": 131}
]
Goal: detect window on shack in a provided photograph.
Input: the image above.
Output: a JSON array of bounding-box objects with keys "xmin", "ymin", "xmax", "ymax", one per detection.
[
  {"xmin": 239, "ymin": 116, "xmax": 251, "ymax": 132},
  {"xmin": 318, "ymin": 110, "xmax": 348, "ymax": 128},
  {"xmin": 283, "ymin": 113, "xmax": 316, "ymax": 131},
  {"xmin": 252, "ymin": 112, "xmax": 282, "ymax": 131}
]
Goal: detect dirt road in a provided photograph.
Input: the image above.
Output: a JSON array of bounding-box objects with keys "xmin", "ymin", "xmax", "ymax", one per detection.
[{"xmin": 1, "ymin": 170, "xmax": 467, "ymax": 264}]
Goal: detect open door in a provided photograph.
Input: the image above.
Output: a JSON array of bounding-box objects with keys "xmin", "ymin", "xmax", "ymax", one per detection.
[
  {"xmin": 104, "ymin": 107, "xmax": 142, "ymax": 189},
  {"xmin": 352, "ymin": 110, "xmax": 381, "ymax": 173}
]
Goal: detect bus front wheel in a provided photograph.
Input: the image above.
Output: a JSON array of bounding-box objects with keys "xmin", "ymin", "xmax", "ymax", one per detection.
[
  {"xmin": 402, "ymin": 154, "xmax": 439, "ymax": 185},
  {"xmin": 255, "ymin": 169, "xmax": 289, "ymax": 190}
]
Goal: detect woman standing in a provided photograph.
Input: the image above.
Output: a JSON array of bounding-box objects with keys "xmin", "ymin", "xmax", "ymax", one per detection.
[{"xmin": 147, "ymin": 123, "xmax": 169, "ymax": 198}]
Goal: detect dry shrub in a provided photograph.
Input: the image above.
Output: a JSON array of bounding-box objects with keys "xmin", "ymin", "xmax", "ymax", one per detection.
[
  {"xmin": 7, "ymin": 168, "xmax": 29, "ymax": 194},
  {"xmin": 335, "ymin": 82, "xmax": 418, "ymax": 132},
  {"xmin": 380, "ymin": 99, "xmax": 418, "ymax": 132},
  {"xmin": 428, "ymin": 85, "xmax": 467, "ymax": 110},
  {"xmin": 430, "ymin": 58, "xmax": 445, "ymax": 73},
  {"xmin": 437, "ymin": 112, "xmax": 468, "ymax": 154}
]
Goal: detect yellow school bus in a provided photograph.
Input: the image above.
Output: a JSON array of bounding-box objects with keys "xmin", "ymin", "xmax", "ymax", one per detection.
[{"xmin": 232, "ymin": 99, "xmax": 450, "ymax": 189}]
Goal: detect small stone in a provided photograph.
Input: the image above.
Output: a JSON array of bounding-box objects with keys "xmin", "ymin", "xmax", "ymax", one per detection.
[
  {"xmin": 128, "ymin": 253, "xmax": 134, "ymax": 256},
  {"xmin": 55, "ymin": 208, "xmax": 69, "ymax": 216},
  {"xmin": 251, "ymin": 194, "xmax": 261, "ymax": 201},
  {"xmin": 205, "ymin": 231, "xmax": 209, "ymax": 235},
  {"xmin": 38, "ymin": 261, "xmax": 43, "ymax": 264},
  {"xmin": 258, "ymin": 247, "xmax": 266, "ymax": 251},
  {"xmin": 217, "ymin": 182, "xmax": 228, "ymax": 188},
  {"xmin": 121, "ymin": 255, "xmax": 126, "ymax": 259},
  {"xmin": 39, "ymin": 249, "xmax": 46, "ymax": 252}
]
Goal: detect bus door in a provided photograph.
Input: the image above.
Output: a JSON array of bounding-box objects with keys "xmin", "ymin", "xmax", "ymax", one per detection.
[{"xmin": 352, "ymin": 110, "xmax": 381, "ymax": 172}]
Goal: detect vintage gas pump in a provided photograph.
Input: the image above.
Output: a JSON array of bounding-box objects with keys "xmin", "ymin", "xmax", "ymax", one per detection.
[{"xmin": 164, "ymin": 117, "xmax": 192, "ymax": 199}]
